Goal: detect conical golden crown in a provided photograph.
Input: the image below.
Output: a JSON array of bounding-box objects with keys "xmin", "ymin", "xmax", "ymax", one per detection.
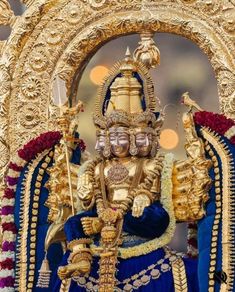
[
  {"xmin": 93, "ymin": 48, "xmax": 161, "ymax": 130},
  {"xmin": 106, "ymin": 48, "xmax": 143, "ymax": 116}
]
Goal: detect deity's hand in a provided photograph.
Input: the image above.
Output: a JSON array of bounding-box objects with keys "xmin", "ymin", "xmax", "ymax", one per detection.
[
  {"xmin": 81, "ymin": 217, "xmax": 103, "ymax": 235},
  {"xmin": 77, "ymin": 173, "xmax": 93, "ymax": 201},
  {"xmin": 132, "ymin": 194, "xmax": 151, "ymax": 218}
]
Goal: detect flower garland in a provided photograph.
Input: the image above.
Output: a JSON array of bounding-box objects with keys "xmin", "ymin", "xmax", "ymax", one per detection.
[
  {"xmin": 194, "ymin": 111, "xmax": 235, "ymax": 144},
  {"xmin": 0, "ymin": 131, "xmax": 62, "ymax": 291}
]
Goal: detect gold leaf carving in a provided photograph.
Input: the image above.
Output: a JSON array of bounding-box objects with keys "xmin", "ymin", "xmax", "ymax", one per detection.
[
  {"xmin": 29, "ymin": 46, "xmax": 49, "ymax": 72},
  {"xmin": 17, "ymin": 103, "xmax": 40, "ymax": 129},
  {"xmin": 65, "ymin": 5, "xmax": 85, "ymax": 25},
  {"xmin": 21, "ymin": 73, "xmax": 43, "ymax": 99},
  {"xmin": 0, "ymin": 138, "xmax": 9, "ymax": 169},
  {"xmin": 0, "ymin": 65, "xmax": 10, "ymax": 95},
  {"xmin": 218, "ymin": 70, "xmax": 235, "ymax": 97},
  {"xmin": 198, "ymin": 1, "xmax": 222, "ymax": 15},
  {"xmin": 221, "ymin": 7, "xmax": 235, "ymax": 33},
  {"xmin": 0, "ymin": 0, "xmax": 15, "ymax": 26}
]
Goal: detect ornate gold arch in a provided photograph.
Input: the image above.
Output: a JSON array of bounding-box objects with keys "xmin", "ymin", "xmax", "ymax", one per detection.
[{"xmin": 0, "ymin": 0, "xmax": 234, "ymax": 183}]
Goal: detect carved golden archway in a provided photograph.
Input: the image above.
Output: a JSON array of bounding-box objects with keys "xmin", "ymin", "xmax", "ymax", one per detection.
[{"xmin": 0, "ymin": 0, "xmax": 234, "ymax": 182}]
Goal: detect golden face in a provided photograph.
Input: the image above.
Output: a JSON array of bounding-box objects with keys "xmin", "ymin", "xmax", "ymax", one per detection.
[
  {"xmin": 135, "ymin": 131, "xmax": 152, "ymax": 157},
  {"xmin": 109, "ymin": 127, "xmax": 130, "ymax": 158}
]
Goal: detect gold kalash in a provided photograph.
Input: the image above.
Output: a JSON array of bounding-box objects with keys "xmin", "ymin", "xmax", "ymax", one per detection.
[{"xmin": 48, "ymin": 44, "xmax": 212, "ymax": 292}]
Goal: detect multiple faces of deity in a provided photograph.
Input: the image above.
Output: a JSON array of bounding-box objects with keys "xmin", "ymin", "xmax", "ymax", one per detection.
[{"xmin": 95, "ymin": 126, "xmax": 157, "ymax": 158}]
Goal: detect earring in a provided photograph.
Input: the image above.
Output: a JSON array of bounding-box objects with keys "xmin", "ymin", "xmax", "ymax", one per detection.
[
  {"xmin": 103, "ymin": 131, "xmax": 111, "ymax": 158},
  {"xmin": 129, "ymin": 130, "xmax": 138, "ymax": 156}
]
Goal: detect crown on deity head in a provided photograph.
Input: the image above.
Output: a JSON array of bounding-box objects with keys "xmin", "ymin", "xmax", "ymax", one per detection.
[{"xmin": 93, "ymin": 48, "xmax": 164, "ymax": 133}]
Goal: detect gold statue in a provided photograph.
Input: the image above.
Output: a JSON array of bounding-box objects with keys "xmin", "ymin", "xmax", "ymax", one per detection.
[{"xmin": 54, "ymin": 48, "xmax": 211, "ymax": 291}]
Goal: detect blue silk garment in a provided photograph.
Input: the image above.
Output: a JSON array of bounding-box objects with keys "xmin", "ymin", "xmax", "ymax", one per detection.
[{"xmin": 52, "ymin": 202, "xmax": 199, "ymax": 291}]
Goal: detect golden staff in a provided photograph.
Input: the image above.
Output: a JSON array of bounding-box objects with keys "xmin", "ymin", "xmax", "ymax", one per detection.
[
  {"xmin": 52, "ymin": 76, "xmax": 83, "ymax": 216},
  {"xmin": 57, "ymin": 115, "xmax": 76, "ymax": 216}
]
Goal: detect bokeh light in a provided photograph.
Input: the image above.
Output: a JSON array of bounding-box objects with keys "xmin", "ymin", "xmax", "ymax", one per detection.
[
  {"xmin": 90, "ymin": 65, "xmax": 109, "ymax": 85},
  {"xmin": 159, "ymin": 128, "xmax": 179, "ymax": 150}
]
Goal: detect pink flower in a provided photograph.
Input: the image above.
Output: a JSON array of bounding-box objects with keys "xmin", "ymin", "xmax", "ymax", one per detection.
[
  {"xmin": 5, "ymin": 176, "xmax": 18, "ymax": 186},
  {"xmin": 2, "ymin": 241, "xmax": 15, "ymax": 252},
  {"xmin": 1, "ymin": 206, "xmax": 14, "ymax": 215},
  {"xmin": 0, "ymin": 276, "xmax": 14, "ymax": 287}
]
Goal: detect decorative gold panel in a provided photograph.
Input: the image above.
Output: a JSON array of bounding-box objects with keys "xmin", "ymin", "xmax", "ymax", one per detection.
[{"xmin": 0, "ymin": 0, "xmax": 234, "ymax": 186}]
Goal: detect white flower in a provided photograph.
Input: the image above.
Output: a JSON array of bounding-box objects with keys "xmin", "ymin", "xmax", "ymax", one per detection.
[
  {"xmin": 2, "ymin": 231, "xmax": 16, "ymax": 242},
  {"xmin": 7, "ymin": 169, "xmax": 19, "ymax": 178},
  {"xmin": 0, "ymin": 251, "xmax": 15, "ymax": 261},
  {"xmin": 2, "ymin": 198, "xmax": 15, "ymax": 206},
  {"xmin": 225, "ymin": 126, "xmax": 235, "ymax": 139},
  {"xmin": 1, "ymin": 215, "xmax": 14, "ymax": 223},
  {"xmin": 0, "ymin": 288, "xmax": 15, "ymax": 292},
  {"xmin": 0, "ymin": 269, "xmax": 14, "ymax": 277}
]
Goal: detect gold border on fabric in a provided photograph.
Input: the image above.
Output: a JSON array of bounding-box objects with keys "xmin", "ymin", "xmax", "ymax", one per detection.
[
  {"xmin": 203, "ymin": 139, "xmax": 222, "ymax": 291},
  {"xmin": 201, "ymin": 128, "xmax": 234, "ymax": 292},
  {"xmin": 15, "ymin": 150, "xmax": 51, "ymax": 291}
]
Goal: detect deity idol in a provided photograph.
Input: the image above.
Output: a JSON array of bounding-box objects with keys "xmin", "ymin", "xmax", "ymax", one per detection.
[{"xmin": 52, "ymin": 50, "xmax": 211, "ymax": 292}]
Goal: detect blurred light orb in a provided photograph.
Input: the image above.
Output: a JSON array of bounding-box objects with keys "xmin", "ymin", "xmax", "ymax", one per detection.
[
  {"xmin": 90, "ymin": 65, "xmax": 109, "ymax": 85},
  {"xmin": 159, "ymin": 129, "xmax": 179, "ymax": 150}
]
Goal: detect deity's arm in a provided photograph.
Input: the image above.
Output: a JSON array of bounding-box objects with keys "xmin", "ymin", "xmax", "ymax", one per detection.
[
  {"xmin": 172, "ymin": 111, "xmax": 212, "ymax": 221},
  {"xmin": 131, "ymin": 155, "xmax": 164, "ymax": 217},
  {"xmin": 128, "ymin": 155, "xmax": 170, "ymax": 237},
  {"xmin": 77, "ymin": 159, "xmax": 98, "ymax": 210}
]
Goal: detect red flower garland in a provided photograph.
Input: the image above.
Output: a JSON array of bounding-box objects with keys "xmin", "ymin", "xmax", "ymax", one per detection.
[
  {"xmin": 194, "ymin": 111, "xmax": 235, "ymax": 144},
  {"xmin": 0, "ymin": 131, "xmax": 62, "ymax": 288},
  {"xmin": 18, "ymin": 131, "xmax": 62, "ymax": 161}
]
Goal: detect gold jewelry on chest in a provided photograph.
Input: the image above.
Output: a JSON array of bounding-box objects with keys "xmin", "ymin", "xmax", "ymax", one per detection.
[{"xmin": 106, "ymin": 159, "xmax": 136, "ymax": 185}]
